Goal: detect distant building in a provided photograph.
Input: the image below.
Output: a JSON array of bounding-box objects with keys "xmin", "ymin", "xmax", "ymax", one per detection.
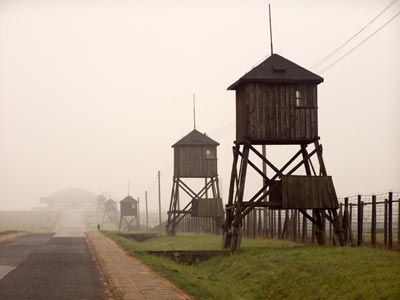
[{"xmin": 40, "ymin": 188, "xmax": 98, "ymax": 210}]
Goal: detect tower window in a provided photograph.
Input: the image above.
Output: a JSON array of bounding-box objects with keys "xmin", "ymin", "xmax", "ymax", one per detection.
[
  {"xmin": 205, "ymin": 149, "xmax": 216, "ymax": 159},
  {"xmin": 296, "ymin": 90, "xmax": 306, "ymax": 107}
]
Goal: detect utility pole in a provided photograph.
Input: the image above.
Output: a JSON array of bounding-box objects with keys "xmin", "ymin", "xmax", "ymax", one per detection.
[
  {"xmin": 158, "ymin": 171, "xmax": 162, "ymax": 225},
  {"xmin": 137, "ymin": 197, "xmax": 140, "ymax": 230},
  {"xmin": 145, "ymin": 191, "xmax": 148, "ymax": 231}
]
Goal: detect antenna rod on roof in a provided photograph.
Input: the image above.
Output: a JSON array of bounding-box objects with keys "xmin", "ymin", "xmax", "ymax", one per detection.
[
  {"xmin": 193, "ymin": 94, "xmax": 196, "ymax": 130},
  {"xmin": 269, "ymin": 3, "xmax": 274, "ymax": 55},
  {"xmin": 128, "ymin": 181, "xmax": 130, "ymax": 196}
]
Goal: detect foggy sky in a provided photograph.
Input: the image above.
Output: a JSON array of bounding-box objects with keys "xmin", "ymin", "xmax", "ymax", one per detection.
[{"xmin": 0, "ymin": 0, "xmax": 399, "ymax": 211}]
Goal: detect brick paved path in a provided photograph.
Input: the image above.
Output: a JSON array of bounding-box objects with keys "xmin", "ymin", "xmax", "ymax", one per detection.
[{"xmin": 86, "ymin": 232, "xmax": 191, "ymax": 300}]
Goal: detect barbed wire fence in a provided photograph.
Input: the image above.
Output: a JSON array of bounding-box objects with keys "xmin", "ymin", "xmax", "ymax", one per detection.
[{"xmin": 241, "ymin": 191, "xmax": 400, "ymax": 249}]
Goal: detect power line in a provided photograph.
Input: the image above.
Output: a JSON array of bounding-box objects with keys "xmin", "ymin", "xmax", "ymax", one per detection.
[
  {"xmin": 145, "ymin": 5, "xmax": 400, "ymax": 195},
  {"xmin": 318, "ymin": 9, "xmax": 400, "ymax": 74},
  {"xmin": 144, "ymin": 6, "xmax": 400, "ymax": 197},
  {"xmin": 210, "ymin": 119, "xmax": 235, "ymax": 136},
  {"xmin": 311, "ymin": 0, "xmax": 398, "ymax": 70}
]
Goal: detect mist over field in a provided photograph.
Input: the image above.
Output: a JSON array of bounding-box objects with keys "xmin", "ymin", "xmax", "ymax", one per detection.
[
  {"xmin": 0, "ymin": 0, "xmax": 399, "ymax": 215},
  {"xmin": 0, "ymin": 2, "xmax": 399, "ymax": 300}
]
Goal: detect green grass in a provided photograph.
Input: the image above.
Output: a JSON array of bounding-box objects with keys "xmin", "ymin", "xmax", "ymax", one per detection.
[{"xmin": 103, "ymin": 231, "xmax": 400, "ymax": 300}]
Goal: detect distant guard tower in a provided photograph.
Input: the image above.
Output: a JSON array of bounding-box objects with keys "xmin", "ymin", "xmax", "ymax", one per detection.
[
  {"xmin": 222, "ymin": 53, "xmax": 344, "ymax": 250},
  {"xmin": 166, "ymin": 129, "xmax": 223, "ymax": 236},
  {"xmin": 102, "ymin": 198, "xmax": 119, "ymax": 227},
  {"xmin": 118, "ymin": 195, "xmax": 139, "ymax": 232},
  {"xmin": 96, "ymin": 194, "xmax": 106, "ymax": 216}
]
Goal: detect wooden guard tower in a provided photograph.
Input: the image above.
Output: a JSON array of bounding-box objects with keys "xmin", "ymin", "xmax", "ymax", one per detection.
[
  {"xmin": 222, "ymin": 53, "xmax": 345, "ymax": 250},
  {"xmin": 166, "ymin": 129, "xmax": 224, "ymax": 236},
  {"xmin": 118, "ymin": 195, "xmax": 139, "ymax": 231},
  {"xmin": 102, "ymin": 199, "xmax": 119, "ymax": 227}
]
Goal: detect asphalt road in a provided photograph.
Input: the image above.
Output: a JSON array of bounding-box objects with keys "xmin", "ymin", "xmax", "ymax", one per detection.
[{"xmin": 0, "ymin": 210, "xmax": 109, "ymax": 300}]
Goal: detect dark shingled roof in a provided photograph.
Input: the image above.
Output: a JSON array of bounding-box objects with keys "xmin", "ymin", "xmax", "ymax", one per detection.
[
  {"xmin": 172, "ymin": 129, "xmax": 219, "ymax": 147},
  {"xmin": 228, "ymin": 53, "xmax": 323, "ymax": 90},
  {"xmin": 121, "ymin": 195, "xmax": 138, "ymax": 203}
]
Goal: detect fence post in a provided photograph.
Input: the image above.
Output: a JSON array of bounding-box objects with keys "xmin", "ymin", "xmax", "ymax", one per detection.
[
  {"xmin": 302, "ymin": 212, "xmax": 307, "ymax": 242},
  {"xmin": 349, "ymin": 203, "xmax": 353, "ymax": 229},
  {"xmin": 293, "ymin": 209, "xmax": 298, "ymax": 241},
  {"xmin": 297, "ymin": 210, "xmax": 301, "ymax": 241},
  {"xmin": 357, "ymin": 195, "xmax": 363, "ymax": 246},
  {"xmin": 384, "ymin": 199, "xmax": 388, "ymax": 247},
  {"xmin": 398, "ymin": 198, "xmax": 400, "ymax": 250},
  {"xmin": 311, "ymin": 210, "xmax": 315, "ymax": 244},
  {"xmin": 278, "ymin": 210, "xmax": 282, "ymax": 239},
  {"xmin": 283, "ymin": 211, "xmax": 287, "ymax": 239},
  {"xmin": 253, "ymin": 209, "xmax": 257, "ymax": 238},
  {"xmin": 343, "ymin": 198, "xmax": 349, "ymax": 245},
  {"xmin": 321, "ymin": 212, "xmax": 326, "ymax": 243},
  {"xmin": 388, "ymin": 192, "xmax": 393, "ymax": 249},
  {"xmin": 268, "ymin": 209, "xmax": 272, "ymax": 238},
  {"xmin": 272, "ymin": 209, "xmax": 276, "ymax": 239},
  {"xmin": 371, "ymin": 195, "xmax": 376, "ymax": 247},
  {"xmin": 265, "ymin": 208, "xmax": 269, "ymax": 238}
]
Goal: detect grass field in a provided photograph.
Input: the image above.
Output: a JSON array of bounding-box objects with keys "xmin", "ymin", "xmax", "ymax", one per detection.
[
  {"xmin": 103, "ymin": 231, "xmax": 400, "ymax": 300},
  {"xmin": 0, "ymin": 211, "xmax": 61, "ymax": 232},
  {"xmin": 0, "ymin": 230, "xmax": 19, "ymax": 236}
]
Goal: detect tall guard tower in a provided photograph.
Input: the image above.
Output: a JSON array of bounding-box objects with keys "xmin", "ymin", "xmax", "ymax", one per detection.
[
  {"xmin": 166, "ymin": 129, "xmax": 223, "ymax": 236},
  {"xmin": 222, "ymin": 53, "xmax": 344, "ymax": 250}
]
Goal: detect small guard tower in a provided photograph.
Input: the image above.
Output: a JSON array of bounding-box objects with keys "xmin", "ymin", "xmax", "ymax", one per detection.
[
  {"xmin": 222, "ymin": 53, "xmax": 345, "ymax": 250},
  {"xmin": 102, "ymin": 198, "xmax": 119, "ymax": 227},
  {"xmin": 118, "ymin": 195, "xmax": 139, "ymax": 231},
  {"xmin": 166, "ymin": 129, "xmax": 224, "ymax": 236}
]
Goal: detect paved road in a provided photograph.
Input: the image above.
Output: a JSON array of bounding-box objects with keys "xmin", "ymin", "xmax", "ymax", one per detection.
[{"xmin": 0, "ymin": 210, "xmax": 110, "ymax": 300}]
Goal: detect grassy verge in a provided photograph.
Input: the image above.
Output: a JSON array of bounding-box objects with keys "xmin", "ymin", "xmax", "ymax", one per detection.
[
  {"xmin": 0, "ymin": 230, "xmax": 19, "ymax": 236},
  {"xmin": 103, "ymin": 231, "xmax": 400, "ymax": 300}
]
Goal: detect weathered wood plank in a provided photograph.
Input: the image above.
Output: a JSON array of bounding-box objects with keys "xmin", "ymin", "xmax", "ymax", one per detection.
[{"xmin": 236, "ymin": 83, "xmax": 318, "ymax": 143}]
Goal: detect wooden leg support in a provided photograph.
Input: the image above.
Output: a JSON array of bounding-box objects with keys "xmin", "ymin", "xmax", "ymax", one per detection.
[
  {"xmin": 230, "ymin": 225, "xmax": 242, "ymax": 251},
  {"xmin": 331, "ymin": 209, "xmax": 345, "ymax": 246},
  {"xmin": 314, "ymin": 210, "xmax": 325, "ymax": 245}
]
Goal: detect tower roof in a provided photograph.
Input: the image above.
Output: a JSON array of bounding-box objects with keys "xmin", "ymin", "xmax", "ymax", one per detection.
[
  {"xmin": 228, "ymin": 53, "xmax": 323, "ymax": 90},
  {"xmin": 172, "ymin": 129, "xmax": 219, "ymax": 147},
  {"xmin": 121, "ymin": 195, "xmax": 138, "ymax": 203}
]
